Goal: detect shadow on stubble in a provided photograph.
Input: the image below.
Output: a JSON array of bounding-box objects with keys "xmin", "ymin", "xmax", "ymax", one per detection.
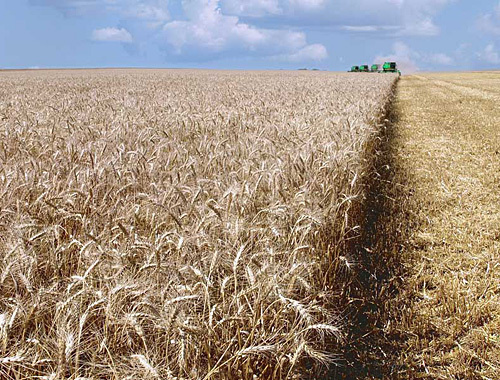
[{"xmin": 329, "ymin": 83, "xmax": 416, "ymax": 379}]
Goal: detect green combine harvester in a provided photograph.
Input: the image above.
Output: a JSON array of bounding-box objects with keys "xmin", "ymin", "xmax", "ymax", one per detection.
[
  {"xmin": 382, "ymin": 62, "xmax": 401, "ymax": 75},
  {"xmin": 348, "ymin": 61, "xmax": 401, "ymax": 75}
]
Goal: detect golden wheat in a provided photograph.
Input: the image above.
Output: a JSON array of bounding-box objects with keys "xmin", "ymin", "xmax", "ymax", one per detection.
[{"xmin": 0, "ymin": 69, "xmax": 397, "ymax": 379}]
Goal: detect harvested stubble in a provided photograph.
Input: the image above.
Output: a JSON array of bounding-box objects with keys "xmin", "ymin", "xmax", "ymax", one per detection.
[
  {"xmin": 389, "ymin": 72, "xmax": 500, "ymax": 379},
  {"xmin": 0, "ymin": 69, "xmax": 397, "ymax": 379}
]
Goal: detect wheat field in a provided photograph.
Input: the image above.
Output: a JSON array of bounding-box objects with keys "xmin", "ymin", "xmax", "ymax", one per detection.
[{"xmin": 0, "ymin": 69, "xmax": 397, "ymax": 379}]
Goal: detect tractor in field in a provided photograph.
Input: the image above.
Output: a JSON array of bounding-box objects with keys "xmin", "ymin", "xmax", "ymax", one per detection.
[
  {"xmin": 371, "ymin": 64, "xmax": 381, "ymax": 72},
  {"xmin": 349, "ymin": 66, "xmax": 360, "ymax": 72},
  {"xmin": 359, "ymin": 65, "xmax": 370, "ymax": 72}
]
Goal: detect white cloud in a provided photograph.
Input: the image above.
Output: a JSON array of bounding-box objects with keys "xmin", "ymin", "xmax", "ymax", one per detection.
[
  {"xmin": 119, "ymin": 1, "xmax": 170, "ymax": 21},
  {"xmin": 161, "ymin": 0, "xmax": 326, "ymax": 61},
  {"xmin": 221, "ymin": 0, "xmax": 326, "ymax": 14},
  {"xmin": 341, "ymin": 25, "xmax": 378, "ymax": 32},
  {"xmin": 33, "ymin": 0, "xmax": 329, "ymax": 62},
  {"xmin": 288, "ymin": 0, "xmax": 325, "ymax": 11},
  {"xmin": 400, "ymin": 17, "xmax": 439, "ymax": 36},
  {"xmin": 222, "ymin": 0, "xmax": 282, "ymax": 17},
  {"xmin": 340, "ymin": 19, "xmax": 439, "ymax": 36},
  {"xmin": 92, "ymin": 27, "xmax": 133, "ymax": 43},
  {"xmin": 477, "ymin": 1, "xmax": 500, "ymax": 35},
  {"xmin": 477, "ymin": 44, "xmax": 500, "ymax": 64},
  {"xmin": 340, "ymin": 25, "xmax": 398, "ymax": 33},
  {"xmin": 31, "ymin": 0, "xmax": 457, "ymax": 67},
  {"xmin": 285, "ymin": 43, "xmax": 328, "ymax": 61},
  {"xmin": 32, "ymin": 0, "xmax": 454, "ymax": 40}
]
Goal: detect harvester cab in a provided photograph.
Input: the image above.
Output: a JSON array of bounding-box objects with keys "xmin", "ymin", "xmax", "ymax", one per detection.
[
  {"xmin": 383, "ymin": 62, "xmax": 401, "ymax": 76},
  {"xmin": 371, "ymin": 64, "xmax": 380, "ymax": 72},
  {"xmin": 359, "ymin": 65, "xmax": 369, "ymax": 72},
  {"xmin": 349, "ymin": 66, "xmax": 360, "ymax": 72}
]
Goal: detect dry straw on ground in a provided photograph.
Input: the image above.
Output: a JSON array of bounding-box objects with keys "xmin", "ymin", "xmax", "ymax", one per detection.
[
  {"xmin": 0, "ymin": 69, "xmax": 397, "ymax": 379},
  {"xmin": 389, "ymin": 72, "xmax": 500, "ymax": 379}
]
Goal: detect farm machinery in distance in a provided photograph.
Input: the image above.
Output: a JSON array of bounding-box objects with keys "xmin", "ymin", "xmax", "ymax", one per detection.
[{"xmin": 349, "ymin": 62, "xmax": 401, "ymax": 75}]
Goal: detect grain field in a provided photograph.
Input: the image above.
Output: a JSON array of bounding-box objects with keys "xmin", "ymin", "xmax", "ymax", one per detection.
[{"xmin": 0, "ymin": 69, "xmax": 397, "ymax": 379}]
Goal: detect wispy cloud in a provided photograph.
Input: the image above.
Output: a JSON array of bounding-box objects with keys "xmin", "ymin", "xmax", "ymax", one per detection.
[
  {"xmin": 288, "ymin": 0, "xmax": 325, "ymax": 11},
  {"xmin": 477, "ymin": 1, "xmax": 500, "ymax": 35},
  {"xmin": 30, "ymin": 0, "xmax": 170, "ymax": 21},
  {"xmin": 427, "ymin": 52, "xmax": 453, "ymax": 66},
  {"xmin": 92, "ymin": 27, "xmax": 133, "ymax": 43},
  {"xmin": 374, "ymin": 40, "xmax": 459, "ymax": 73},
  {"xmin": 284, "ymin": 43, "xmax": 328, "ymax": 62},
  {"xmin": 400, "ymin": 17, "xmax": 440, "ymax": 37},
  {"xmin": 222, "ymin": 0, "xmax": 454, "ymax": 37},
  {"xmin": 374, "ymin": 41, "xmax": 420, "ymax": 73},
  {"xmin": 477, "ymin": 43, "xmax": 500, "ymax": 64},
  {"xmin": 340, "ymin": 25, "xmax": 399, "ymax": 33},
  {"xmin": 222, "ymin": 0, "xmax": 282, "ymax": 17}
]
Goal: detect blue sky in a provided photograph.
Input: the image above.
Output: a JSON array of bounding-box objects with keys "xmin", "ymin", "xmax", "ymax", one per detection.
[{"xmin": 1, "ymin": 0, "xmax": 499, "ymax": 72}]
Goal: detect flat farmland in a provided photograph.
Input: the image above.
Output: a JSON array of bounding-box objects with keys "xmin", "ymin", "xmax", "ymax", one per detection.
[
  {"xmin": 386, "ymin": 71, "xmax": 500, "ymax": 379},
  {"xmin": 0, "ymin": 70, "xmax": 397, "ymax": 379}
]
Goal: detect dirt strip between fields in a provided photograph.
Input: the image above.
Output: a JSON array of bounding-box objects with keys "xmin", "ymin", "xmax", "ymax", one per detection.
[{"xmin": 389, "ymin": 73, "xmax": 500, "ymax": 379}]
